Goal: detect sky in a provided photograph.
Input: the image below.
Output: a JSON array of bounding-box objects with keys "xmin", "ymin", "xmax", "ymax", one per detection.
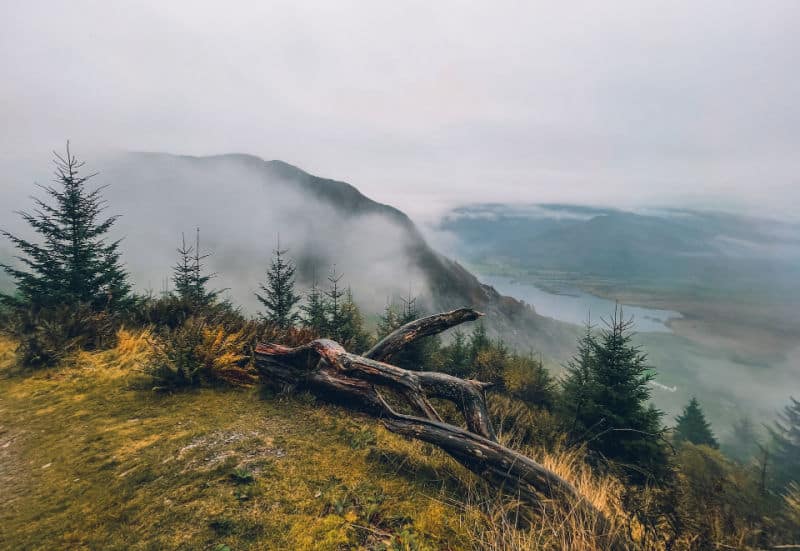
[{"xmin": 1, "ymin": 1, "xmax": 799, "ymax": 221}]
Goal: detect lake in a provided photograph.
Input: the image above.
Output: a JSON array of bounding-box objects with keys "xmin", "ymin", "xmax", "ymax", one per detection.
[{"xmin": 481, "ymin": 275, "xmax": 683, "ymax": 333}]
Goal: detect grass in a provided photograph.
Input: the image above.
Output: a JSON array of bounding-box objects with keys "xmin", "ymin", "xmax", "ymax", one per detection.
[
  {"xmin": 0, "ymin": 330, "xmax": 634, "ymax": 550},
  {"xmin": 0, "ymin": 332, "xmax": 473, "ymax": 550}
]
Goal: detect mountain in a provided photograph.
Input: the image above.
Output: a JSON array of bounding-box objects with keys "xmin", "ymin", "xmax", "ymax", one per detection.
[
  {"xmin": 440, "ymin": 203, "xmax": 800, "ymax": 284},
  {"xmin": 0, "ymin": 153, "xmax": 578, "ymax": 358}
]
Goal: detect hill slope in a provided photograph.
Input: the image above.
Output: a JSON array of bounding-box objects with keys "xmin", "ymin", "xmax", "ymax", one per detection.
[
  {"xmin": 33, "ymin": 152, "xmax": 576, "ymax": 358},
  {"xmin": 0, "ymin": 333, "xmax": 474, "ymax": 549}
]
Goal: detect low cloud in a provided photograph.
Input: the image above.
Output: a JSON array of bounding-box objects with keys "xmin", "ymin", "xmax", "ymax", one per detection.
[{"xmin": 0, "ymin": 153, "xmax": 432, "ymax": 315}]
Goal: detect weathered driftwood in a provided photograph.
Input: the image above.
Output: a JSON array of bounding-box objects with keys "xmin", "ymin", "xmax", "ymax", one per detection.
[{"xmin": 253, "ymin": 308, "xmax": 598, "ymax": 518}]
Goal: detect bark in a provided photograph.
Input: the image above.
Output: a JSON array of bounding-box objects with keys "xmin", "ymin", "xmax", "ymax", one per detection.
[{"xmin": 365, "ymin": 307, "xmax": 483, "ymax": 362}]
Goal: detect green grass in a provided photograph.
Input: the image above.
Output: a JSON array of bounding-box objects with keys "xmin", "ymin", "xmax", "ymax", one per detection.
[{"xmin": 0, "ymin": 335, "xmax": 474, "ymax": 550}]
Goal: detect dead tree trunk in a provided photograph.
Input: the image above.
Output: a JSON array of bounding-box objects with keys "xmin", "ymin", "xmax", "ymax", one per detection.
[{"xmin": 254, "ymin": 308, "xmax": 605, "ymax": 525}]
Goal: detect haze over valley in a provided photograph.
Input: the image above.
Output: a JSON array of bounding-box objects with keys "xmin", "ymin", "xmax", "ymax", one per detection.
[{"xmin": 436, "ymin": 203, "xmax": 800, "ymax": 428}]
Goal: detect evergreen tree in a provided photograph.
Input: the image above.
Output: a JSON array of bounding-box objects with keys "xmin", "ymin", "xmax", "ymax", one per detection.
[
  {"xmin": 324, "ymin": 266, "xmax": 346, "ymax": 341},
  {"xmin": 399, "ymin": 292, "xmax": 419, "ymax": 324},
  {"xmin": 190, "ymin": 228, "xmax": 220, "ymax": 306},
  {"xmin": 674, "ymin": 397, "xmax": 718, "ymax": 448},
  {"xmin": 376, "ymin": 291, "xmax": 438, "ymax": 370},
  {"xmin": 172, "ymin": 229, "xmax": 219, "ymax": 308},
  {"xmin": 468, "ymin": 321, "xmax": 490, "ymax": 360},
  {"xmin": 769, "ymin": 396, "xmax": 800, "ymax": 488},
  {"xmin": 300, "ymin": 277, "xmax": 328, "ymax": 335},
  {"xmin": 255, "ymin": 244, "xmax": 300, "ymax": 329},
  {"xmin": 505, "ymin": 352, "xmax": 556, "ymax": 408},
  {"xmin": 560, "ymin": 307, "xmax": 668, "ymax": 483},
  {"xmin": 443, "ymin": 329, "xmax": 470, "ymax": 377},
  {"xmin": 377, "ymin": 300, "xmax": 402, "ymax": 337},
  {"xmin": 1, "ymin": 144, "xmax": 132, "ymax": 311},
  {"xmin": 560, "ymin": 323, "xmax": 597, "ymax": 433},
  {"xmin": 339, "ymin": 287, "xmax": 371, "ymax": 352},
  {"xmin": 173, "ymin": 233, "xmax": 196, "ymax": 302},
  {"xmin": 473, "ymin": 337, "xmax": 508, "ymax": 384},
  {"xmin": 722, "ymin": 416, "xmax": 761, "ymax": 463}
]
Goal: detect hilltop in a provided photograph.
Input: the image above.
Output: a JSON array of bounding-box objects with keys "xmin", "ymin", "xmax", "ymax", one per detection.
[{"xmin": 0, "ymin": 332, "xmax": 621, "ymax": 550}]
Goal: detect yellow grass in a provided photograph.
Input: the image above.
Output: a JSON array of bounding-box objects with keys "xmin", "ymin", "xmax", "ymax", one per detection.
[
  {"xmin": 452, "ymin": 443, "xmax": 634, "ymax": 551},
  {"xmin": 0, "ymin": 331, "xmax": 641, "ymax": 550}
]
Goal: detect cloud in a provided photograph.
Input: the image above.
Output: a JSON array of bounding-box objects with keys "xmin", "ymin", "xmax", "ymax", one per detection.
[
  {"xmin": 0, "ymin": 152, "xmax": 432, "ymax": 315},
  {"xmin": 0, "ymin": 1, "xmax": 798, "ymax": 221}
]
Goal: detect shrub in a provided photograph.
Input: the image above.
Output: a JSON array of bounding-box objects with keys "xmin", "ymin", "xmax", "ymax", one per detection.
[
  {"xmin": 2, "ymin": 303, "xmax": 117, "ymax": 368},
  {"xmin": 502, "ymin": 353, "xmax": 556, "ymax": 409},
  {"xmin": 473, "ymin": 346, "xmax": 507, "ymax": 385},
  {"xmin": 488, "ymin": 394, "xmax": 563, "ymax": 450},
  {"xmin": 646, "ymin": 443, "xmax": 780, "ymax": 550},
  {"xmin": 147, "ymin": 317, "xmax": 256, "ymax": 390},
  {"xmin": 126, "ymin": 294, "xmax": 246, "ymax": 331}
]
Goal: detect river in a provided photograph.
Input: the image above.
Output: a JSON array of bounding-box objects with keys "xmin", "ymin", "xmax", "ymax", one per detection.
[{"xmin": 481, "ymin": 275, "xmax": 682, "ymax": 333}]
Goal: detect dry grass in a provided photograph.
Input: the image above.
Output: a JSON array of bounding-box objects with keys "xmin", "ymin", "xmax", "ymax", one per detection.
[
  {"xmin": 0, "ymin": 332, "xmax": 470, "ymax": 549},
  {"xmin": 0, "ymin": 330, "xmax": 672, "ymax": 550},
  {"xmin": 453, "ymin": 444, "xmax": 635, "ymax": 551},
  {"xmin": 72, "ymin": 327, "xmax": 155, "ymax": 374},
  {"xmin": 785, "ymin": 483, "xmax": 800, "ymax": 528}
]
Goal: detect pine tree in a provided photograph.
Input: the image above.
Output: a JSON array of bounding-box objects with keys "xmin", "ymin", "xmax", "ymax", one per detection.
[
  {"xmin": 324, "ymin": 266, "xmax": 346, "ymax": 341},
  {"xmin": 339, "ymin": 288, "xmax": 371, "ymax": 352},
  {"xmin": 468, "ymin": 321, "xmax": 490, "ymax": 361},
  {"xmin": 255, "ymin": 244, "xmax": 300, "ymax": 329},
  {"xmin": 377, "ymin": 300, "xmax": 401, "ymax": 337},
  {"xmin": 399, "ymin": 292, "xmax": 419, "ymax": 324},
  {"xmin": 300, "ymin": 276, "xmax": 328, "ymax": 335},
  {"xmin": 560, "ymin": 323, "xmax": 597, "ymax": 433},
  {"xmin": 473, "ymin": 338, "xmax": 508, "ymax": 384},
  {"xmin": 560, "ymin": 307, "xmax": 668, "ymax": 483},
  {"xmin": 674, "ymin": 397, "xmax": 718, "ymax": 448},
  {"xmin": 443, "ymin": 329, "xmax": 470, "ymax": 377},
  {"xmin": 769, "ymin": 396, "xmax": 800, "ymax": 488},
  {"xmin": 722, "ymin": 416, "xmax": 761, "ymax": 463},
  {"xmin": 172, "ymin": 229, "xmax": 219, "ymax": 308},
  {"xmin": 1, "ymin": 144, "xmax": 132, "ymax": 312},
  {"xmin": 377, "ymin": 291, "xmax": 438, "ymax": 370},
  {"xmin": 173, "ymin": 233, "xmax": 196, "ymax": 303},
  {"xmin": 190, "ymin": 228, "xmax": 220, "ymax": 306},
  {"xmin": 506, "ymin": 352, "xmax": 556, "ymax": 408}
]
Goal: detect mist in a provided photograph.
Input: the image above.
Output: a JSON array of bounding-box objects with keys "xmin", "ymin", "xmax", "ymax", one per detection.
[
  {"xmin": 2, "ymin": 1, "xmax": 799, "ymax": 221},
  {"xmin": 0, "ymin": 152, "xmax": 432, "ymax": 316}
]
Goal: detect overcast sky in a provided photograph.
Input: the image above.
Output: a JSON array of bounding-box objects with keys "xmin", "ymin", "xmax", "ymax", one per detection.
[{"xmin": 1, "ymin": 1, "xmax": 798, "ymax": 220}]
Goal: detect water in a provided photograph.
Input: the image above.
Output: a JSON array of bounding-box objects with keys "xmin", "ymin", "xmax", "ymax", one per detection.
[{"xmin": 482, "ymin": 275, "xmax": 682, "ymax": 333}]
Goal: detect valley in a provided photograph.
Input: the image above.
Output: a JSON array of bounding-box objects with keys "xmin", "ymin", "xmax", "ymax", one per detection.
[{"xmin": 436, "ymin": 204, "xmax": 800, "ymax": 435}]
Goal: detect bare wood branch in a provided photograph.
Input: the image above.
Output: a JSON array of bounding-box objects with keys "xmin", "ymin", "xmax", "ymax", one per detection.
[{"xmin": 365, "ymin": 307, "xmax": 482, "ymax": 362}]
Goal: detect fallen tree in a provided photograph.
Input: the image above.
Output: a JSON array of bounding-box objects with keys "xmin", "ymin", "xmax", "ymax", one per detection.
[{"xmin": 254, "ymin": 308, "xmax": 610, "ymax": 534}]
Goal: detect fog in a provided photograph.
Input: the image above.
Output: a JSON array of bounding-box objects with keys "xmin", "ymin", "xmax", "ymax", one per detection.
[
  {"xmin": 1, "ymin": 1, "xmax": 799, "ymax": 221},
  {"xmin": 0, "ymin": 153, "xmax": 432, "ymax": 315}
]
